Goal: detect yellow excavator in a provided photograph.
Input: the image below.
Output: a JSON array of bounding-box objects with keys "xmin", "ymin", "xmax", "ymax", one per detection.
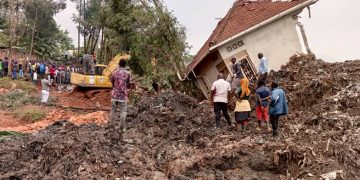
[{"xmin": 70, "ymin": 53, "xmax": 130, "ymax": 88}]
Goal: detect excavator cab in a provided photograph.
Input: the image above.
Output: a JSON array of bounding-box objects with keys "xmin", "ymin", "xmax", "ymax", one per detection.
[
  {"xmin": 70, "ymin": 53, "xmax": 130, "ymax": 88},
  {"xmin": 95, "ymin": 65, "xmax": 107, "ymax": 76},
  {"xmin": 82, "ymin": 54, "xmax": 96, "ymax": 75}
]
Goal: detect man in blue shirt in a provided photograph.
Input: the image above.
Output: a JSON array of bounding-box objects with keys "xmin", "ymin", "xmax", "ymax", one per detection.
[
  {"xmin": 269, "ymin": 82, "xmax": 288, "ymax": 137},
  {"xmin": 258, "ymin": 53, "xmax": 268, "ymax": 82},
  {"xmin": 255, "ymin": 80, "xmax": 271, "ymax": 131}
]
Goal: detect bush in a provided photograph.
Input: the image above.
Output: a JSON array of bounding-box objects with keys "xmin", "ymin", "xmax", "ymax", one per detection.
[
  {"xmin": 0, "ymin": 90, "xmax": 40, "ymax": 110},
  {"xmin": 0, "ymin": 77, "xmax": 37, "ymax": 93},
  {"xmin": 14, "ymin": 109, "xmax": 46, "ymax": 123},
  {"xmin": 0, "ymin": 131, "xmax": 23, "ymax": 142}
]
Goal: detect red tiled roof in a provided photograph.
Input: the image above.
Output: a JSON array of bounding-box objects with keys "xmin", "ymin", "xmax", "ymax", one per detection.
[{"xmin": 185, "ymin": 0, "xmax": 313, "ymax": 76}]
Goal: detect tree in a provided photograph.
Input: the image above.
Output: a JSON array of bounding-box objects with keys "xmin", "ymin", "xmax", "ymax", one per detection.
[
  {"xmin": 70, "ymin": 0, "xmax": 189, "ymax": 86},
  {"xmin": 22, "ymin": 0, "xmax": 69, "ymax": 60},
  {"xmin": 0, "ymin": 0, "xmax": 71, "ymax": 65}
]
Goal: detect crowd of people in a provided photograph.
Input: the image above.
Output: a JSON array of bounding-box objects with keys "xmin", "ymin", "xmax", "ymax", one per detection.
[
  {"xmin": 0, "ymin": 57, "xmax": 81, "ymax": 105},
  {"xmin": 0, "ymin": 57, "xmax": 77, "ymax": 85},
  {"xmin": 211, "ymin": 53, "xmax": 288, "ymax": 137}
]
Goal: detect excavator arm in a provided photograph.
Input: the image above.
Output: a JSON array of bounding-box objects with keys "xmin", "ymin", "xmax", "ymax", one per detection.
[{"xmin": 102, "ymin": 54, "xmax": 131, "ymax": 77}]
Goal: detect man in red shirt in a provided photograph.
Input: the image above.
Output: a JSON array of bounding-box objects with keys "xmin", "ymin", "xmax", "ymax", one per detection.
[
  {"xmin": 49, "ymin": 64, "xmax": 56, "ymax": 83},
  {"xmin": 109, "ymin": 59, "xmax": 131, "ymax": 142}
]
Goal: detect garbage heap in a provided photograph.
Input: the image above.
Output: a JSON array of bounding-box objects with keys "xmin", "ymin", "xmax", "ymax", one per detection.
[{"xmin": 1, "ymin": 55, "xmax": 359, "ymax": 179}]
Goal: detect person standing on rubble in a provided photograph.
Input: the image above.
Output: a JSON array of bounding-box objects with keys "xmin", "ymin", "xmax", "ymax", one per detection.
[
  {"xmin": 3, "ymin": 57, "xmax": 8, "ymax": 77},
  {"xmin": 234, "ymin": 78, "xmax": 251, "ymax": 131},
  {"xmin": 210, "ymin": 73, "xmax": 232, "ymax": 129},
  {"xmin": 255, "ymin": 79, "xmax": 271, "ymax": 131},
  {"xmin": 230, "ymin": 57, "xmax": 244, "ymax": 90},
  {"xmin": 12, "ymin": 61, "xmax": 17, "ymax": 80},
  {"xmin": 41, "ymin": 74, "xmax": 52, "ymax": 104},
  {"xmin": 258, "ymin": 53, "xmax": 268, "ymax": 82},
  {"xmin": 0, "ymin": 59, "xmax": 3, "ymax": 77},
  {"xmin": 109, "ymin": 59, "xmax": 132, "ymax": 141},
  {"xmin": 268, "ymin": 82, "xmax": 288, "ymax": 137}
]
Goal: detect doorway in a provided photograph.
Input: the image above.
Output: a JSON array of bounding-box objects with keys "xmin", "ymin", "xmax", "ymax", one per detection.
[{"xmin": 216, "ymin": 61, "xmax": 230, "ymax": 81}]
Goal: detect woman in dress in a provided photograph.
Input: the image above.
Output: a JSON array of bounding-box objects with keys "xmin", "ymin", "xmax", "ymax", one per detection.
[{"xmin": 234, "ymin": 78, "xmax": 251, "ymax": 131}]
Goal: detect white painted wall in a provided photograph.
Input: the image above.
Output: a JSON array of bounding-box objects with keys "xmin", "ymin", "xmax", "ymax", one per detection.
[{"xmin": 218, "ymin": 15, "xmax": 303, "ymax": 71}]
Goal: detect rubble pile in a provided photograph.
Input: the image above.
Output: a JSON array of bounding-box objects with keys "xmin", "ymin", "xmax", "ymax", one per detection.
[
  {"xmin": 1, "ymin": 56, "xmax": 360, "ymax": 179},
  {"xmin": 268, "ymin": 55, "xmax": 360, "ymax": 179}
]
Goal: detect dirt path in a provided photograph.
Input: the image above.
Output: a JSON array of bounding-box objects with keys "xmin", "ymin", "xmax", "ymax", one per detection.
[
  {"xmin": 1, "ymin": 83, "xmax": 111, "ymax": 133},
  {"xmin": 0, "ymin": 111, "xmax": 24, "ymax": 128},
  {"xmin": 0, "ymin": 106, "xmax": 108, "ymax": 133}
]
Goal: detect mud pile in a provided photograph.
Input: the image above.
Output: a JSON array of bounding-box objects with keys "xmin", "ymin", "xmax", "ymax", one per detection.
[
  {"xmin": 55, "ymin": 87, "xmax": 112, "ymax": 110},
  {"xmin": 1, "ymin": 56, "xmax": 360, "ymax": 179},
  {"xmin": 1, "ymin": 110, "xmax": 108, "ymax": 133}
]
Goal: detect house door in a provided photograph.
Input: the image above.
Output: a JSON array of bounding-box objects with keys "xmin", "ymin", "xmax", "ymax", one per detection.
[
  {"xmin": 216, "ymin": 61, "xmax": 230, "ymax": 81},
  {"xmin": 197, "ymin": 76, "xmax": 211, "ymax": 98},
  {"xmin": 231, "ymin": 50, "xmax": 258, "ymax": 84},
  {"xmin": 239, "ymin": 57, "xmax": 258, "ymax": 84}
]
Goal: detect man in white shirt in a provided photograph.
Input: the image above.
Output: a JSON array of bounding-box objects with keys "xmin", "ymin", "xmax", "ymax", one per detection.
[
  {"xmin": 258, "ymin": 53, "xmax": 269, "ymax": 81},
  {"xmin": 41, "ymin": 75, "xmax": 52, "ymax": 104},
  {"xmin": 210, "ymin": 73, "xmax": 232, "ymax": 128}
]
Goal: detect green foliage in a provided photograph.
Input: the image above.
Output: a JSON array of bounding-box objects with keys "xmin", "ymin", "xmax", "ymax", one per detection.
[
  {"xmin": 0, "ymin": 77, "xmax": 37, "ymax": 93},
  {"xmin": 0, "ymin": 0, "xmax": 73, "ymax": 60},
  {"xmin": 14, "ymin": 109, "xmax": 46, "ymax": 123},
  {"xmin": 22, "ymin": 0, "xmax": 72, "ymax": 60},
  {"xmin": 0, "ymin": 90, "xmax": 40, "ymax": 110},
  {"xmin": 0, "ymin": 131, "xmax": 23, "ymax": 142},
  {"xmin": 0, "ymin": 78, "xmax": 41, "ymax": 110},
  {"xmin": 0, "ymin": 32, "xmax": 7, "ymax": 46},
  {"xmin": 70, "ymin": 0, "xmax": 189, "ymax": 88}
]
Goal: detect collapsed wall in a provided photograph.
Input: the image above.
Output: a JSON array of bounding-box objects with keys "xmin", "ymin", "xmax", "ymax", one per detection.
[{"xmin": 1, "ymin": 55, "xmax": 360, "ymax": 179}]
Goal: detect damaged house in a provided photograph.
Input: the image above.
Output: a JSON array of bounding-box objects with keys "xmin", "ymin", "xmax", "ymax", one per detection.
[{"xmin": 184, "ymin": 0, "xmax": 317, "ymax": 98}]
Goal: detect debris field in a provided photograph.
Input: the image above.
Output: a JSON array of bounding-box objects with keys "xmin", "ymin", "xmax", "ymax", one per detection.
[{"xmin": 1, "ymin": 55, "xmax": 360, "ymax": 179}]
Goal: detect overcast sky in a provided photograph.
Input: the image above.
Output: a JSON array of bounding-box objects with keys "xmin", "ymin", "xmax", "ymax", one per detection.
[{"xmin": 55, "ymin": 0, "xmax": 360, "ymax": 62}]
